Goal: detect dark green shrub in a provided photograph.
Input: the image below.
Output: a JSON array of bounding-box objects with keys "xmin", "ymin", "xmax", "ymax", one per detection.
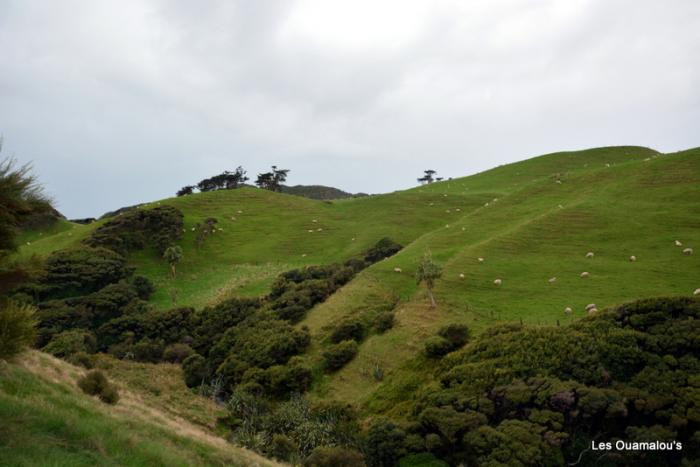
[
  {"xmin": 330, "ymin": 319, "xmax": 365, "ymax": 343},
  {"xmin": 366, "ymin": 418, "xmax": 407, "ymax": 467},
  {"xmin": 182, "ymin": 353, "xmax": 208, "ymax": 387},
  {"xmin": 399, "ymin": 453, "xmax": 449, "ymax": 467},
  {"xmin": 163, "ymin": 343, "xmax": 194, "ymax": 363},
  {"xmin": 269, "ymin": 434, "xmax": 299, "ymax": 462},
  {"xmin": 263, "ymin": 357, "xmax": 313, "ymax": 397},
  {"xmin": 437, "ymin": 324, "xmax": 469, "ymax": 348},
  {"xmin": 374, "ymin": 312, "xmax": 395, "ymax": 333},
  {"xmin": 304, "ymin": 446, "xmax": 366, "ymax": 467},
  {"xmin": 77, "ymin": 370, "xmax": 119, "ymax": 404},
  {"xmin": 0, "ymin": 299, "xmax": 37, "ymax": 360},
  {"xmin": 40, "ymin": 247, "xmax": 130, "ymax": 300},
  {"xmin": 43, "ymin": 329, "xmax": 96, "ymax": 357},
  {"xmin": 131, "ymin": 275, "xmax": 155, "ymax": 300},
  {"xmin": 67, "ymin": 351, "xmax": 95, "ymax": 369},
  {"xmin": 424, "ymin": 336, "xmax": 452, "ymax": 358},
  {"xmin": 131, "ymin": 338, "xmax": 165, "ymax": 362},
  {"xmin": 364, "ymin": 237, "xmax": 402, "ymax": 264},
  {"xmin": 323, "ymin": 340, "xmax": 358, "ymax": 371}
]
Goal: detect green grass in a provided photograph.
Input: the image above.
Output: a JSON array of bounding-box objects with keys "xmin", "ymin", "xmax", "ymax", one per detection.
[
  {"xmin": 14, "ymin": 145, "xmax": 700, "ymax": 412},
  {"xmin": 0, "ymin": 352, "xmax": 281, "ymax": 467}
]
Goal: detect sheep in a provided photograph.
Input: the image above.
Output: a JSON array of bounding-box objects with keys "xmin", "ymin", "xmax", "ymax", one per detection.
[
  {"xmin": 558, "ymin": 204, "xmax": 564, "ymax": 209},
  {"xmin": 580, "ymin": 272, "xmax": 590, "ymax": 278},
  {"xmin": 588, "ymin": 308, "xmax": 598, "ymax": 315},
  {"xmin": 459, "ymin": 273, "xmax": 465, "ymax": 279},
  {"xmin": 683, "ymin": 248, "xmax": 693, "ymax": 256},
  {"xmin": 26, "ymin": 242, "xmax": 31, "ymax": 246},
  {"xmin": 351, "ymin": 237, "xmax": 356, "ymax": 241},
  {"xmin": 605, "ymin": 163, "xmax": 610, "ymax": 167},
  {"xmin": 494, "ymin": 278, "xmax": 502, "ymax": 286},
  {"xmin": 308, "ymin": 230, "xmax": 314, "ymax": 233},
  {"xmin": 302, "ymin": 254, "xmax": 307, "ymax": 257},
  {"xmin": 675, "ymin": 240, "xmax": 683, "ymax": 246},
  {"xmin": 585, "ymin": 303, "xmax": 597, "ymax": 311},
  {"xmin": 317, "ymin": 228, "xmax": 323, "ymax": 232},
  {"xmin": 312, "ymin": 219, "xmax": 317, "ymax": 223},
  {"xmin": 586, "ymin": 252, "xmax": 594, "ymax": 258},
  {"xmin": 629, "ymin": 255, "xmax": 637, "ymax": 262},
  {"xmin": 456, "ymin": 208, "xmax": 461, "ymax": 212},
  {"xmin": 237, "ymin": 210, "xmax": 243, "ymax": 214},
  {"xmin": 556, "ymin": 180, "xmax": 562, "ymax": 184},
  {"xmin": 461, "ymin": 227, "xmax": 466, "ymax": 231},
  {"xmin": 446, "ymin": 209, "xmax": 451, "ymax": 213},
  {"xmin": 477, "ymin": 257, "xmax": 484, "ymax": 263},
  {"xmin": 394, "ymin": 267, "xmax": 403, "ymax": 273},
  {"xmin": 694, "ymin": 288, "xmax": 700, "ymax": 296},
  {"xmin": 445, "ymin": 224, "xmax": 450, "ymax": 228},
  {"xmin": 564, "ymin": 307, "xmax": 573, "ymax": 314},
  {"xmin": 548, "ymin": 277, "xmax": 557, "ymax": 283}
]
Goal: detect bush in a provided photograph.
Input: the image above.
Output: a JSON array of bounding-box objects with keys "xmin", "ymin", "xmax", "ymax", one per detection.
[
  {"xmin": 77, "ymin": 370, "xmax": 119, "ymax": 404},
  {"xmin": 374, "ymin": 312, "xmax": 395, "ymax": 333},
  {"xmin": 43, "ymin": 329, "xmax": 96, "ymax": 358},
  {"xmin": 304, "ymin": 446, "xmax": 366, "ymax": 467},
  {"xmin": 323, "ymin": 340, "xmax": 358, "ymax": 372},
  {"xmin": 0, "ymin": 299, "xmax": 37, "ymax": 360},
  {"xmin": 437, "ymin": 324, "xmax": 469, "ymax": 348},
  {"xmin": 364, "ymin": 237, "xmax": 402, "ymax": 264},
  {"xmin": 131, "ymin": 275, "xmax": 155, "ymax": 300},
  {"xmin": 366, "ymin": 418, "xmax": 407, "ymax": 467},
  {"xmin": 330, "ymin": 319, "xmax": 365, "ymax": 343},
  {"xmin": 131, "ymin": 338, "xmax": 165, "ymax": 362},
  {"xmin": 67, "ymin": 351, "xmax": 95, "ymax": 369},
  {"xmin": 163, "ymin": 343, "xmax": 194, "ymax": 363},
  {"xmin": 269, "ymin": 434, "xmax": 299, "ymax": 462},
  {"xmin": 424, "ymin": 337, "xmax": 452, "ymax": 359},
  {"xmin": 182, "ymin": 353, "xmax": 208, "ymax": 388}
]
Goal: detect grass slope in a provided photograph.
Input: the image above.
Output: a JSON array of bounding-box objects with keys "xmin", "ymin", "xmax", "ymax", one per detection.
[
  {"xmin": 15, "ymin": 145, "xmax": 700, "ymax": 412},
  {"xmin": 0, "ymin": 351, "xmax": 281, "ymax": 467}
]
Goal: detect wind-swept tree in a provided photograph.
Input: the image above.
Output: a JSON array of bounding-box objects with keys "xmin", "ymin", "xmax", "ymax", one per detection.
[
  {"xmin": 176, "ymin": 185, "xmax": 195, "ymax": 197},
  {"xmin": 417, "ymin": 170, "xmax": 437, "ymax": 184},
  {"xmin": 163, "ymin": 245, "xmax": 183, "ymax": 278},
  {"xmin": 416, "ymin": 251, "xmax": 442, "ymax": 308},
  {"xmin": 256, "ymin": 166, "xmax": 289, "ymax": 192},
  {"xmin": 1, "ymin": 142, "xmax": 53, "ymax": 261}
]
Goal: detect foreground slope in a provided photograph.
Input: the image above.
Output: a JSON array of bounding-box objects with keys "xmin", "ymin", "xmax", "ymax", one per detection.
[{"xmin": 0, "ymin": 351, "xmax": 281, "ymax": 467}]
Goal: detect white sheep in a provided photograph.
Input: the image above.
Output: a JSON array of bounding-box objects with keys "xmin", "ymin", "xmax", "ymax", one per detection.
[
  {"xmin": 586, "ymin": 252, "xmax": 594, "ymax": 258},
  {"xmin": 585, "ymin": 303, "xmax": 597, "ymax": 311},
  {"xmin": 477, "ymin": 257, "xmax": 484, "ymax": 263},
  {"xmin": 317, "ymin": 228, "xmax": 323, "ymax": 232},
  {"xmin": 394, "ymin": 267, "xmax": 402, "ymax": 273},
  {"xmin": 312, "ymin": 219, "xmax": 317, "ymax": 223},
  {"xmin": 564, "ymin": 307, "xmax": 572, "ymax": 314},
  {"xmin": 556, "ymin": 180, "xmax": 562, "ymax": 184},
  {"xmin": 494, "ymin": 278, "xmax": 502, "ymax": 286},
  {"xmin": 675, "ymin": 240, "xmax": 682, "ymax": 246},
  {"xmin": 588, "ymin": 308, "xmax": 598, "ymax": 315},
  {"xmin": 548, "ymin": 277, "xmax": 557, "ymax": 283},
  {"xmin": 459, "ymin": 273, "xmax": 465, "ymax": 279},
  {"xmin": 694, "ymin": 288, "xmax": 700, "ymax": 296},
  {"xmin": 683, "ymin": 248, "xmax": 693, "ymax": 256},
  {"xmin": 302, "ymin": 254, "xmax": 307, "ymax": 257},
  {"xmin": 237, "ymin": 210, "xmax": 243, "ymax": 214},
  {"xmin": 461, "ymin": 227, "xmax": 466, "ymax": 231},
  {"xmin": 629, "ymin": 255, "xmax": 637, "ymax": 262},
  {"xmin": 580, "ymin": 272, "xmax": 590, "ymax": 278}
]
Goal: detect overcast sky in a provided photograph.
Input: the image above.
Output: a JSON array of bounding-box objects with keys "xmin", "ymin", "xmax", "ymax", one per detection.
[{"xmin": 1, "ymin": 0, "xmax": 699, "ymax": 218}]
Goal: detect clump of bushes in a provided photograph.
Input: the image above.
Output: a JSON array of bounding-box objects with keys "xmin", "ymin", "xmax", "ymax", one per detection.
[
  {"xmin": 364, "ymin": 237, "xmax": 402, "ymax": 264},
  {"xmin": 304, "ymin": 446, "xmax": 366, "ymax": 467},
  {"xmin": 323, "ymin": 340, "xmax": 358, "ymax": 371},
  {"xmin": 424, "ymin": 324, "xmax": 469, "ymax": 358},
  {"xmin": 43, "ymin": 329, "xmax": 96, "ymax": 358},
  {"xmin": 163, "ymin": 343, "xmax": 194, "ymax": 363},
  {"xmin": 374, "ymin": 311, "xmax": 395, "ymax": 333},
  {"xmin": 77, "ymin": 370, "xmax": 119, "ymax": 404},
  {"xmin": 0, "ymin": 299, "xmax": 37, "ymax": 360},
  {"xmin": 330, "ymin": 319, "xmax": 365, "ymax": 343},
  {"xmin": 182, "ymin": 354, "xmax": 208, "ymax": 388}
]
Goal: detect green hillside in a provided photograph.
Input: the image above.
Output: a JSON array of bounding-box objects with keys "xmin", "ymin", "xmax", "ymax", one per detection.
[
  {"xmin": 14, "ymin": 145, "xmax": 700, "ymax": 412},
  {"xmin": 0, "ymin": 351, "xmax": 281, "ymax": 467}
]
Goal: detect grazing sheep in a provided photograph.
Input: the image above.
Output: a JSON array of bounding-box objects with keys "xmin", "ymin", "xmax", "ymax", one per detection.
[
  {"xmin": 351, "ymin": 237, "xmax": 356, "ymax": 241},
  {"xmin": 629, "ymin": 255, "xmax": 637, "ymax": 262},
  {"xmin": 548, "ymin": 277, "xmax": 557, "ymax": 283},
  {"xmin": 308, "ymin": 230, "xmax": 314, "ymax": 233},
  {"xmin": 694, "ymin": 288, "xmax": 700, "ymax": 296},
  {"xmin": 580, "ymin": 272, "xmax": 590, "ymax": 278},
  {"xmin": 586, "ymin": 252, "xmax": 594, "ymax": 258},
  {"xmin": 312, "ymin": 219, "xmax": 317, "ymax": 223},
  {"xmin": 564, "ymin": 307, "xmax": 573, "ymax": 314},
  {"xmin": 585, "ymin": 303, "xmax": 596, "ymax": 311},
  {"xmin": 302, "ymin": 254, "xmax": 307, "ymax": 257},
  {"xmin": 446, "ymin": 209, "xmax": 451, "ymax": 213},
  {"xmin": 456, "ymin": 208, "xmax": 461, "ymax": 212},
  {"xmin": 445, "ymin": 224, "xmax": 450, "ymax": 228},
  {"xmin": 675, "ymin": 240, "xmax": 683, "ymax": 246},
  {"xmin": 477, "ymin": 257, "xmax": 484, "ymax": 263},
  {"xmin": 459, "ymin": 273, "xmax": 465, "ymax": 279},
  {"xmin": 394, "ymin": 267, "xmax": 402, "ymax": 273},
  {"xmin": 237, "ymin": 210, "xmax": 243, "ymax": 214},
  {"xmin": 317, "ymin": 228, "xmax": 323, "ymax": 232},
  {"xmin": 484, "ymin": 202, "xmax": 489, "ymax": 207},
  {"xmin": 558, "ymin": 204, "xmax": 564, "ymax": 209},
  {"xmin": 556, "ymin": 180, "xmax": 562, "ymax": 184},
  {"xmin": 588, "ymin": 308, "xmax": 598, "ymax": 315},
  {"xmin": 605, "ymin": 163, "xmax": 610, "ymax": 167},
  {"xmin": 494, "ymin": 278, "xmax": 502, "ymax": 286},
  {"xmin": 683, "ymin": 248, "xmax": 693, "ymax": 256},
  {"xmin": 461, "ymin": 227, "xmax": 466, "ymax": 231}
]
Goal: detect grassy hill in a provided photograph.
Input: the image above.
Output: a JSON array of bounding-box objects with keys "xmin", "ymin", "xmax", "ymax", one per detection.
[
  {"xmin": 0, "ymin": 351, "xmax": 281, "ymax": 467},
  {"xmin": 14, "ymin": 145, "xmax": 700, "ymax": 413}
]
